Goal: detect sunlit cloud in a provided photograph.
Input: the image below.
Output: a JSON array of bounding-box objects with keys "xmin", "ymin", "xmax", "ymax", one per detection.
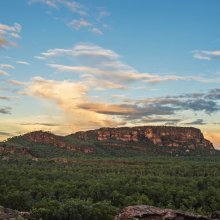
[
  {"xmin": 0, "ymin": 70, "xmax": 9, "ymax": 76},
  {"xmin": 68, "ymin": 19, "xmax": 91, "ymax": 30},
  {"xmin": 0, "ymin": 23, "xmax": 22, "ymax": 48},
  {"xmin": 48, "ymin": 63, "xmax": 154, "ymax": 85},
  {"xmin": 28, "ymin": 77, "xmax": 123, "ymax": 132},
  {"xmin": 81, "ymin": 75, "xmax": 128, "ymax": 90},
  {"xmin": 0, "ymin": 131, "xmax": 13, "ymax": 137},
  {"xmin": 19, "ymin": 122, "xmax": 61, "ymax": 127},
  {"xmin": 0, "ymin": 64, "xmax": 15, "ymax": 69},
  {"xmin": 7, "ymin": 79, "xmax": 26, "ymax": 86},
  {"xmin": 78, "ymin": 102, "xmax": 136, "ymax": 115}
]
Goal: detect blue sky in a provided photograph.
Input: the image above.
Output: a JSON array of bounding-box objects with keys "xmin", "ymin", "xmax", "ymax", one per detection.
[{"xmin": 0, "ymin": 0, "xmax": 220, "ymax": 147}]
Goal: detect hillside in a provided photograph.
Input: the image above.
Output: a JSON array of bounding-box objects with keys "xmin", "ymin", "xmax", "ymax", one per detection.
[{"xmin": 0, "ymin": 126, "xmax": 216, "ymax": 161}]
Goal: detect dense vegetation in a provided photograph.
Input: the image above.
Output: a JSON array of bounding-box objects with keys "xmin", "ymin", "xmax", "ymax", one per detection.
[{"xmin": 0, "ymin": 155, "xmax": 220, "ymax": 220}]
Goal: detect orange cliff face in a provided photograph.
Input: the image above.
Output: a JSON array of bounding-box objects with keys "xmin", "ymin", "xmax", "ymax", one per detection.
[{"xmin": 70, "ymin": 126, "xmax": 215, "ymax": 150}]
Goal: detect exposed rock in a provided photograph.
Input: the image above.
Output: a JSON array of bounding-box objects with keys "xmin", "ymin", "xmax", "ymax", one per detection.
[
  {"xmin": 0, "ymin": 205, "xmax": 30, "ymax": 220},
  {"xmin": 22, "ymin": 130, "xmax": 94, "ymax": 153},
  {"xmin": 0, "ymin": 143, "xmax": 34, "ymax": 158},
  {"xmin": 71, "ymin": 126, "xmax": 214, "ymax": 151},
  {"xmin": 211, "ymin": 211, "xmax": 220, "ymax": 219},
  {"xmin": 23, "ymin": 130, "xmax": 77, "ymax": 150},
  {"xmin": 114, "ymin": 205, "xmax": 218, "ymax": 220}
]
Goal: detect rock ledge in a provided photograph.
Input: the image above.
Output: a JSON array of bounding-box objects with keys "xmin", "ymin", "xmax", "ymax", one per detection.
[{"xmin": 114, "ymin": 205, "xmax": 219, "ymax": 220}]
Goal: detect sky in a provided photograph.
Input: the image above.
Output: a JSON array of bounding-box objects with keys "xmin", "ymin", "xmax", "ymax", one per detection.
[{"xmin": 0, "ymin": 0, "xmax": 220, "ymax": 148}]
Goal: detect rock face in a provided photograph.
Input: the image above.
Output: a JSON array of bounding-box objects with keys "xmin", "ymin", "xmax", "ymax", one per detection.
[
  {"xmin": 71, "ymin": 126, "xmax": 214, "ymax": 150},
  {"xmin": 211, "ymin": 211, "xmax": 220, "ymax": 219},
  {"xmin": 114, "ymin": 205, "xmax": 219, "ymax": 220},
  {"xmin": 0, "ymin": 205, "xmax": 30, "ymax": 220},
  {"xmin": 22, "ymin": 131, "xmax": 94, "ymax": 153},
  {"xmin": 23, "ymin": 131, "xmax": 77, "ymax": 150},
  {"xmin": 0, "ymin": 143, "xmax": 33, "ymax": 157}
]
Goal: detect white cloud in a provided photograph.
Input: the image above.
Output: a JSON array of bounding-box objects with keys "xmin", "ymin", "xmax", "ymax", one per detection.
[
  {"xmin": 0, "ymin": 23, "xmax": 22, "ymax": 48},
  {"xmin": 29, "ymin": 0, "xmax": 57, "ymax": 8},
  {"xmin": 68, "ymin": 19, "xmax": 91, "ymax": 30},
  {"xmin": 98, "ymin": 11, "xmax": 111, "ymax": 19},
  {"xmin": 67, "ymin": 20, "xmax": 103, "ymax": 35},
  {"xmin": 11, "ymin": 33, "xmax": 21, "ymax": 39},
  {"xmin": 0, "ymin": 64, "xmax": 15, "ymax": 69},
  {"xmin": 28, "ymin": 0, "xmax": 109, "ymax": 35},
  {"xmin": 38, "ymin": 43, "xmax": 119, "ymax": 60},
  {"xmin": 192, "ymin": 50, "xmax": 220, "ymax": 60},
  {"xmin": 91, "ymin": 27, "xmax": 103, "ymax": 35},
  {"xmin": 0, "ymin": 70, "xmax": 9, "ymax": 76},
  {"xmin": 16, "ymin": 61, "xmax": 30, "ymax": 65},
  {"xmin": 36, "ymin": 48, "xmax": 73, "ymax": 59},
  {"xmin": 39, "ymin": 43, "xmax": 220, "ymax": 92},
  {"xmin": 47, "ymin": 63, "xmax": 155, "ymax": 84},
  {"xmin": 28, "ymin": 0, "xmax": 85, "ymax": 14},
  {"xmin": 48, "ymin": 64, "xmax": 104, "ymax": 74},
  {"xmin": 81, "ymin": 74, "xmax": 128, "ymax": 90},
  {"xmin": 0, "ymin": 23, "xmax": 21, "ymax": 34},
  {"xmin": 7, "ymin": 79, "xmax": 25, "ymax": 86}
]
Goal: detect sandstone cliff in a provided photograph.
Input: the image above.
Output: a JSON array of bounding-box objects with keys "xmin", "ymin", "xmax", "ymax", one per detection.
[
  {"xmin": 70, "ymin": 126, "xmax": 214, "ymax": 150},
  {"xmin": 3, "ymin": 126, "xmax": 215, "ymax": 158}
]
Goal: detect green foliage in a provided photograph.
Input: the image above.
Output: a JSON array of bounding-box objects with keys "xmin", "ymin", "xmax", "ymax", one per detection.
[{"xmin": 0, "ymin": 155, "xmax": 219, "ymax": 219}]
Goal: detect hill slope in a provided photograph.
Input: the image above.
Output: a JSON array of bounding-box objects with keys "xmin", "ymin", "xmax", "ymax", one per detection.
[{"xmin": 0, "ymin": 126, "xmax": 216, "ymax": 160}]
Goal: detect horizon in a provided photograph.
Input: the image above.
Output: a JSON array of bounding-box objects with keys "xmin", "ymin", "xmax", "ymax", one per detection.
[{"xmin": 1, "ymin": 0, "xmax": 220, "ymax": 148}]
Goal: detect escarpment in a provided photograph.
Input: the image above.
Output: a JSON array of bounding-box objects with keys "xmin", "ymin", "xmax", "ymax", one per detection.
[
  {"xmin": 70, "ymin": 126, "xmax": 214, "ymax": 150},
  {"xmin": 2, "ymin": 126, "xmax": 215, "ymax": 159}
]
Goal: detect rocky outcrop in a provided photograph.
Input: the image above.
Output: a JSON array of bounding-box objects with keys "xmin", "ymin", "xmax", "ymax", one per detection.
[
  {"xmin": 23, "ymin": 131, "xmax": 77, "ymax": 150},
  {"xmin": 0, "ymin": 144, "xmax": 33, "ymax": 157},
  {"xmin": 22, "ymin": 131, "xmax": 94, "ymax": 153},
  {"xmin": 0, "ymin": 205, "xmax": 30, "ymax": 220},
  {"xmin": 114, "ymin": 205, "xmax": 219, "ymax": 220},
  {"xmin": 211, "ymin": 211, "xmax": 220, "ymax": 219},
  {"xmin": 71, "ymin": 126, "xmax": 214, "ymax": 150}
]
